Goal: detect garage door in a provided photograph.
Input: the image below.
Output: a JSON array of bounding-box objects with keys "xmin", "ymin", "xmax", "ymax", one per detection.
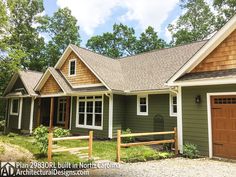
[{"xmin": 211, "ymin": 96, "xmax": 236, "ymax": 159}]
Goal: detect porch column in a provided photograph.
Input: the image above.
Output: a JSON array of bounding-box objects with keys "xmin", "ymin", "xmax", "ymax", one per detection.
[
  {"xmin": 36, "ymin": 99, "xmax": 41, "ymax": 127},
  {"xmin": 49, "ymin": 97, "xmax": 54, "ymax": 130},
  {"xmin": 177, "ymin": 86, "xmax": 183, "ymax": 153},
  {"xmin": 64, "ymin": 97, "xmax": 70, "ymax": 129},
  {"xmin": 29, "ymin": 97, "xmax": 35, "ymax": 134}
]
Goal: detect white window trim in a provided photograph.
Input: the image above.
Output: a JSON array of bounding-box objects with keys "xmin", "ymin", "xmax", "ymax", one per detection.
[
  {"xmin": 68, "ymin": 59, "xmax": 76, "ymax": 76},
  {"xmin": 76, "ymin": 95, "xmax": 103, "ymax": 130},
  {"xmin": 57, "ymin": 97, "xmax": 67, "ymax": 124},
  {"xmin": 137, "ymin": 95, "xmax": 148, "ymax": 116},
  {"xmin": 169, "ymin": 94, "xmax": 177, "ymax": 117},
  {"xmin": 10, "ymin": 98, "xmax": 19, "ymax": 116}
]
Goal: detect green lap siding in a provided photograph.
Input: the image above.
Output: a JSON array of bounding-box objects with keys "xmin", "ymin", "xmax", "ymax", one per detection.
[
  {"xmin": 112, "ymin": 95, "xmax": 126, "ymax": 137},
  {"xmin": 124, "ymin": 94, "xmax": 176, "ymax": 139},
  {"xmin": 70, "ymin": 95, "xmax": 109, "ymax": 138},
  {"xmin": 182, "ymin": 84, "xmax": 236, "ymax": 155},
  {"xmin": 21, "ymin": 98, "xmax": 31, "ymax": 130}
]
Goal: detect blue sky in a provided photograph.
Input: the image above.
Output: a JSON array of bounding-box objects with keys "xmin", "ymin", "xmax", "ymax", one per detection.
[{"xmin": 43, "ymin": 0, "xmax": 182, "ymax": 46}]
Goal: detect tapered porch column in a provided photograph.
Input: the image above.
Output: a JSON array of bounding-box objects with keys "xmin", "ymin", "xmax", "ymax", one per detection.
[
  {"xmin": 64, "ymin": 97, "xmax": 70, "ymax": 129},
  {"xmin": 49, "ymin": 97, "xmax": 54, "ymax": 131}
]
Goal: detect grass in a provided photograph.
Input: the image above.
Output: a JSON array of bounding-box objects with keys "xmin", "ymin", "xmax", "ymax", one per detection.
[{"xmin": 0, "ymin": 135, "xmax": 174, "ymax": 163}]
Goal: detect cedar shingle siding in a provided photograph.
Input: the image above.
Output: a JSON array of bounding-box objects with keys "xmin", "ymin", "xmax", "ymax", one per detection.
[
  {"xmin": 191, "ymin": 30, "xmax": 236, "ymax": 73},
  {"xmin": 40, "ymin": 75, "xmax": 62, "ymax": 94},
  {"xmin": 60, "ymin": 52, "xmax": 101, "ymax": 86}
]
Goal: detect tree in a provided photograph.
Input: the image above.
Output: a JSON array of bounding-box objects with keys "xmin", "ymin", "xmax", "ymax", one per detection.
[
  {"xmin": 168, "ymin": 0, "xmax": 217, "ymax": 45},
  {"xmin": 136, "ymin": 26, "xmax": 167, "ymax": 54},
  {"xmin": 86, "ymin": 23, "xmax": 137, "ymax": 58},
  {"xmin": 0, "ymin": 1, "xmax": 8, "ymax": 51},
  {"xmin": 5, "ymin": 0, "xmax": 46, "ymax": 70},
  {"xmin": 40, "ymin": 8, "xmax": 81, "ymax": 66},
  {"xmin": 213, "ymin": 0, "xmax": 236, "ymax": 28},
  {"xmin": 87, "ymin": 24, "xmax": 167, "ymax": 58}
]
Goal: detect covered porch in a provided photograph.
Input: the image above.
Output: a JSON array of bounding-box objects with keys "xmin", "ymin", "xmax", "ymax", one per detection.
[{"xmin": 36, "ymin": 96, "xmax": 71, "ymax": 130}]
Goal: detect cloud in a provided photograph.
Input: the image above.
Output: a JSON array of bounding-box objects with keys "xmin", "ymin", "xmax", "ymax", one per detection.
[{"xmin": 56, "ymin": 0, "xmax": 178, "ymax": 36}]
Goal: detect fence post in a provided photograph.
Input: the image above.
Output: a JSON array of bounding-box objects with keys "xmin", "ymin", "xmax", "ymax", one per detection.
[
  {"xmin": 88, "ymin": 131, "xmax": 93, "ymax": 159},
  {"xmin": 117, "ymin": 130, "xmax": 121, "ymax": 162},
  {"xmin": 48, "ymin": 132, "xmax": 53, "ymax": 162},
  {"xmin": 174, "ymin": 127, "xmax": 178, "ymax": 155}
]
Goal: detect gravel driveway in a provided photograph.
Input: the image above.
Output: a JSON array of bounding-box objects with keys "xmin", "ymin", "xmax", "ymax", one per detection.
[{"xmin": 89, "ymin": 158, "xmax": 236, "ymax": 177}]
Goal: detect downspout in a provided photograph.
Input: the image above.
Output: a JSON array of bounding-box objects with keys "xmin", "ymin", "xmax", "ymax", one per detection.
[{"xmin": 105, "ymin": 93, "xmax": 113, "ymax": 139}]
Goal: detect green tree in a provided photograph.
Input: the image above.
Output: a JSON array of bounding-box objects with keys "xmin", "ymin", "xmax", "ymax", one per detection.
[
  {"xmin": 40, "ymin": 8, "xmax": 81, "ymax": 66},
  {"xmin": 86, "ymin": 23, "xmax": 137, "ymax": 58},
  {"xmin": 213, "ymin": 0, "xmax": 236, "ymax": 28},
  {"xmin": 0, "ymin": 1, "xmax": 9, "ymax": 51},
  {"xmin": 136, "ymin": 26, "xmax": 167, "ymax": 54},
  {"xmin": 5, "ymin": 0, "xmax": 46, "ymax": 70},
  {"xmin": 168, "ymin": 0, "xmax": 217, "ymax": 45}
]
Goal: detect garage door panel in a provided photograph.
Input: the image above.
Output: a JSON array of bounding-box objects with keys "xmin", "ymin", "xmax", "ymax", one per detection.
[{"xmin": 211, "ymin": 96, "xmax": 236, "ymax": 159}]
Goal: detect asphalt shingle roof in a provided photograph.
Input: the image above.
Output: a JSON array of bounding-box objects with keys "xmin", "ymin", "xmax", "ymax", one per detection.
[{"xmin": 71, "ymin": 40, "xmax": 207, "ymax": 91}]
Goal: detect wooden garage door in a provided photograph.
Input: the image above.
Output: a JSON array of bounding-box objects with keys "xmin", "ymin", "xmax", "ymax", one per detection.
[{"xmin": 211, "ymin": 96, "xmax": 236, "ymax": 159}]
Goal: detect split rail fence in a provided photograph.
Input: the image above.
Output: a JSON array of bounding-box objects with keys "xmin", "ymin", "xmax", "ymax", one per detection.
[
  {"xmin": 116, "ymin": 127, "xmax": 178, "ymax": 162},
  {"xmin": 48, "ymin": 131, "xmax": 93, "ymax": 162}
]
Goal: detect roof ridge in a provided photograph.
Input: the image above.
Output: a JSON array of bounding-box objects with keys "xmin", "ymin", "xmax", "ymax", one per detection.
[{"xmin": 70, "ymin": 40, "xmax": 208, "ymax": 61}]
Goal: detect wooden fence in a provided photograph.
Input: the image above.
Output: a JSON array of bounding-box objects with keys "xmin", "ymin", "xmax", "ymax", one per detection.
[
  {"xmin": 116, "ymin": 127, "xmax": 178, "ymax": 162},
  {"xmin": 48, "ymin": 131, "xmax": 93, "ymax": 162}
]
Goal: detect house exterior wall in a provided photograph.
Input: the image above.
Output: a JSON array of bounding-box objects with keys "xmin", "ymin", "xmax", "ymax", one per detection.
[
  {"xmin": 182, "ymin": 84, "xmax": 236, "ymax": 155},
  {"xmin": 60, "ymin": 52, "xmax": 101, "ymax": 86},
  {"xmin": 124, "ymin": 94, "xmax": 176, "ymax": 139},
  {"xmin": 40, "ymin": 75, "xmax": 63, "ymax": 95},
  {"xmin": 21, "ymin": 98, "xmax": 31, "ymax": 130},
  {"xmin": 191, "ymin": 30, "xmax": 236, "ymax": 73},
  {"xmin": 70, "ymin": 95, "xmax": 109, "ymax": 138}
]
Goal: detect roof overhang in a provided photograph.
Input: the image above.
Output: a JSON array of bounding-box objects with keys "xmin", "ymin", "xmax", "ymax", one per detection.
[{"xmin": 167, "ymin": 15, "xmax": 236, "ymax": 85}]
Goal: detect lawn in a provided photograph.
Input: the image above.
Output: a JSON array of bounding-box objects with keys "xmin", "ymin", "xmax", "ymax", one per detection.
[{"xmin": 0, "ymin": 134, "xmax": 174, "ymax": 163}]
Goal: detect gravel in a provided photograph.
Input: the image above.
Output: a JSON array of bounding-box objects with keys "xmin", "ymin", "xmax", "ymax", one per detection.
[{"xmin": 89, "ymin": 158, "xmax": 236, "ymax": 177}]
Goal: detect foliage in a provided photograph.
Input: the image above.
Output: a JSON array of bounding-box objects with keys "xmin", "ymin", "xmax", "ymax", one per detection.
[
  {"xmin": 183, "ymin": 143, "xmax": 200, "ymax": 159},
  {"xmin": 53, "ymin": 127, "xmax": 70, "ymax": 138},
  {"xmin": 0, "ymin": 120, "xmax": 5, "ymax": 131},
  {"xmin": 86, "ymin": 23, "xmax": 167, "ymax": 58},
  {"xmin": 136, "ymin": 26, "xmax": 167, "ymax": 54},
  {"xmin": 33, "ymin": 125, "xmax": 71, "ymax": 155},
  {"xmin": 122, "ymin": 128, "xmax": 135, "ymax": 143},
  {"xmin": 168, "ymin": 0, "xmax": 217, "ymax": 45},
  {"xmin": 33, "ymin": 125, "xmax": 48, "ymax": 154},
  {"xmin": 213, "ymin": 0, "xmax": 236, "ymax": 29},
  {"xmin": 7, "ymin": 132, "xmax": 18, "ymax": 137},
  {"xmin": 40, "ymin": 8, "xmax": 81, "ymax": 66}
]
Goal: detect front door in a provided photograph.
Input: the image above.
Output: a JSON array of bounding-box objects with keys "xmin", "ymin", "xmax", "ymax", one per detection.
[
  {"xmin": 211, "ymin": 96, "xmax": 236, "ymax": 159},
  {"xmin": 57, "ymin": 97, "xmax": 66, "ymax": 124}
]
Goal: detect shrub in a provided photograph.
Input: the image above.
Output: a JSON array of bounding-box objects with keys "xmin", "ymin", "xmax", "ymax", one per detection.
[
  {"xmin": 122, "ymin": 128, "xmax": 135, "ymax": 143},
  {"xmin": 33, "ymin": 125, "xmax": 48, "ymax": 154},
  {"xmin": 33, "ymin": 125, "xmax": 71, "ymax": 155},
  {"xmin": 0, "ymin": 120, "xmax": 5, "ymax": 131},
  {"xmin": 53, "ymin": 127, "xmax": 70, "ymax": 138},
  {"xmin": 7, "ymin": 132, "xmax": 18, "ymax": 137},
  {"xmin": 183, "ymin": 143, "xmax": 200, "ymax": 159}
]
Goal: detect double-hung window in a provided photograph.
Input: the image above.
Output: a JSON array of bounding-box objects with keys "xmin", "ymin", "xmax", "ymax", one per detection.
[
  {"xmin": 69, "ymin": 59, "xmax": 76, "ymax": 76},
  {"xmin": 170, "ymin": 94, "xmax": 177, "ymax": 117},
  {"xmin": 77, "ymin": 96, "xmax": 103, "ymax": 129},
  {"xmin": 10, "ymin": 98, "xmax": 19, "ymax": 115},
  {"xmin": 137, "ymin": 95, "xmax": 148, "ymax": 116}
]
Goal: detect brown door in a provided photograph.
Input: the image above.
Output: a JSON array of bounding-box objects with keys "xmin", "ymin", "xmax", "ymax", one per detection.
[{"xmin": 211, "ymin": 96, "xmax": 236, "ymax": 159}]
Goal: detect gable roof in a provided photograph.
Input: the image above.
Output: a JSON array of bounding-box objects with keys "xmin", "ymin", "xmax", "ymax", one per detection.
[
  {"xmin": 3, "ymin": 70, "xmax": 43, "ymax": 96},
  {"xmin": 167, "ymin": 14, "xmax": 236, "ymax": 85}
]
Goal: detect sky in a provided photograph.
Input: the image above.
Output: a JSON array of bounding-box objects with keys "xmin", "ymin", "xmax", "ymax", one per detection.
[{"xmin": 43, "ymin": 0, "xmax": 182, "ymax": 47}]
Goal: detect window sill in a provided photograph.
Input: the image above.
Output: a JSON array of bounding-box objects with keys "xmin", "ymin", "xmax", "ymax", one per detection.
[
  {"xmin": 137, "ymin": 112, "xmax": 148, "ymax": 116},
  {"xmin": 170, "ymin": 113, "xmax": 177, "ymax": 117},
  {"xmin": 76, "ymin": 125, "xmax": 103, "ymax": 130},
  {"xmin": 10, "ymin": 113, "xmax": 18, "ymax": 116}
]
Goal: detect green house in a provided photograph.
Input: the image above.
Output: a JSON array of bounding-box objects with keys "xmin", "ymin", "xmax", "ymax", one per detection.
[{"xmin": 3, "ymin": 15, "xmax": 236, "ymax": 159}]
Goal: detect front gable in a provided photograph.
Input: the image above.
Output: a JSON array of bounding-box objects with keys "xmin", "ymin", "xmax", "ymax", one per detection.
[
  {"xmin": 40, "ymin": 75, "xmax": 63, "ymax": 95},
  {"xmin": 4, "ymin": 75, "xmax": 28, "ymax": 96},
  {"xmin": 60, "ymin": 51, "xmax": 101, "ymax": 87},
  {"xmin": 191, "ymin": 30, "xmax": 236, "ymax": 73}
]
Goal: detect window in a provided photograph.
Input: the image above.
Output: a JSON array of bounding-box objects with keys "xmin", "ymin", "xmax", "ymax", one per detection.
[
  {"xmin": 76, "ymin": 96, "xmax": 103, "ymax": 129},
  {"xmin": 69, "ymin": 59, "xmax": 76, "ymax": 76},
  {"xmin": 170, "ymin": 94, "xmax": 177, "ymax": 117},
  {"xmin": 10, "ymin": 98, "xmax": 19, "ymax": 115},
  {"xmin": 57, "ymin": 98, "xmax": 66, "ymax": 124},
  {"xmin": 137, "ymin": 95, "xmax": 148, "ymax": 116}
]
